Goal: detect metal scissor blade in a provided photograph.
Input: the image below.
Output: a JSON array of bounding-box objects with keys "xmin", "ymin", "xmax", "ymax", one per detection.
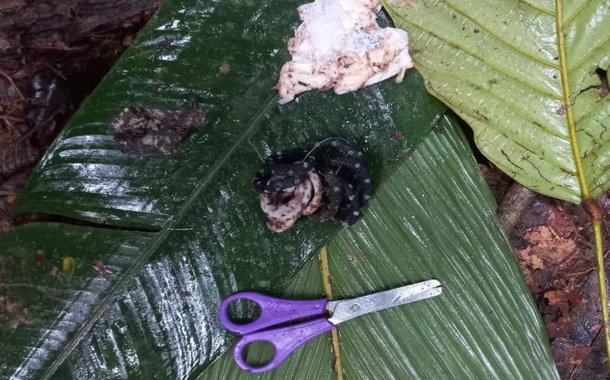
[{"xmin": 327, "ymin": 279, "xmax": 442, "ymax": 325}]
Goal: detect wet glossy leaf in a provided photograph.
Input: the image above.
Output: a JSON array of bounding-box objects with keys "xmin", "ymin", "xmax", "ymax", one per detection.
[
  {"xmin": 199, "ymin": 117, "xmax": 560, "ymax": 379},
  {"xmin": 382, "ymin": 0, "xmax": 610, "ymax": 203},
  {"xmin": 0, "ymin": 0, "xmax": 445, "ymax": 379}
]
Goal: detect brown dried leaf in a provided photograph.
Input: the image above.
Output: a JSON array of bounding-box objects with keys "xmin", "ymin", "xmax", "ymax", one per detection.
[
  {"xmin": 0, "ymin": 295, "xmax": 35, "ymax": 328},
  {"xmin": 524, "ymin": 226, "xmax": 576, "ymax": 264},
  {"xmin": 544, "ymin": 290, "xmax": 582, "ymax": 306},
  {"xmin": 569, "ymin": 344, "xmax": 595, "ymax": 366},
  {"xmin": 546, "ymin": 206, "xmax": 576, "ymax": 239},
  {"xmin": 531, "ymin": 255, "xmax": 545, "ymax": 270}
]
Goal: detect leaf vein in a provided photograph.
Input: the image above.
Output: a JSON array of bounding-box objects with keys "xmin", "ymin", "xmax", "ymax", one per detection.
[
  {"xmin": 574, "ymin": 96, "xmax": 610, "ymax": 126},
  {"xmin": 394, "ymin": 15, "xmax": 562, "ymax": 100},
  {"xmin": 564, "ymin": 0, "xmax": 594, "ymax": 26},
  {"xmin": 517, "ymin": 0, "xmax": 554, "ymax": 16},
  {"xmin": 582, "ymin": 130, "xmax": 610, "ymax": 158},
  {"xmin": 440, "ymin": 0, "xmax": 560, "ymax": 69},
  {"xmin": 569, "ymin": 31, "xmax": 610, "ymax": 73},
  {"xmin": 425, "ymin": 83, "xmax": 576, "ymax": 178},
  {"xmin": 415, "ymin": 59, "xmax": 569, "ymax": 141}
]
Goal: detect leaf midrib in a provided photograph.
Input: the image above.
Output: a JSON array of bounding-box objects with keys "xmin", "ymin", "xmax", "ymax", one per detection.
[
  {"xmin": 555, "ymin": 0, "xmax": 590, "ymax": 200},
  {"xmin": 38, "ymin": 93, "xmax": 280, "ymax": 380}
]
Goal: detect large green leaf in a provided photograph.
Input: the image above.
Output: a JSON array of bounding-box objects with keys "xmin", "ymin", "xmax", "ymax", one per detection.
[
  {"xmin": 382, "ymin": 0, "xmax": 610, "ymax": 203},
  {"xmin": 199, "ymin": 117, "xmax": 559, "ymax": 379},
  {"xmin": 0, "ymin": 0, "xmax": 446, "ymax": 379}
]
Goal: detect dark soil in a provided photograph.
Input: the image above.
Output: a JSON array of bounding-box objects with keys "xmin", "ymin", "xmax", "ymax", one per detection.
[{"xmin": 0, "ymin": 2, "xmax": 608, "ymax": 378}]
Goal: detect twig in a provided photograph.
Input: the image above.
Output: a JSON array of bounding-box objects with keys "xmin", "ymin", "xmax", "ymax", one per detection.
[
  {"xmin": 563, "ymin": 267, "xmax": 596, "ymax": 277},
  {"xmin": 1, "ymin": 118, "xmax": 18, "ymax": 136},
  {"xmin": 0, "ymin": 69, "xmax": 25, "ymax": 100},
  {"xmin": 577, "ymin": 237, "xmax": 595, "ymax": 249},
  {"xmin": 0, "ymin": 114, "xmax": 22, "ymax": 122},
  {"xmin": 44, "ymin": 63, "xmax": 67, "ymax": 80}
]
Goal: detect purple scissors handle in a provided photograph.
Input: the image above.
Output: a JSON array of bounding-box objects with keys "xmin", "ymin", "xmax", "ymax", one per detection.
[
  {"xmin": 218, "ymin": 292, "xmax": 334, "ymax": 372},
  {"xmin": 218, "ymin": 291, "xmax": 328, "ymax": 334},
  {"xmin": 233, "ymin": 318, "xmax": 335, "ymax": 372}
]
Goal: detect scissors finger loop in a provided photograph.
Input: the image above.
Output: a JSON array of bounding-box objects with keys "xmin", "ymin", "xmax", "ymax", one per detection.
[
  {"xmin": 233, "ymin": 318, "xmax": 336, "ymax": 373},
  {"xmin": 219, "ymin": 291, "xmax": 328, "ymax": 334}
]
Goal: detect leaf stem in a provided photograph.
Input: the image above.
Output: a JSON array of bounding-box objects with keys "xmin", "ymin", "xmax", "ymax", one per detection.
[
  {"xmin": 555, "ymin": 0, "xmax": 609, "ymax": 374},
  {"xmin": 319, "ymin": 246, "xmax": 344, "ymax": 380},
  {"xmin": 593, "ymin": 219, "xmax": 610, "ymax": 367}
]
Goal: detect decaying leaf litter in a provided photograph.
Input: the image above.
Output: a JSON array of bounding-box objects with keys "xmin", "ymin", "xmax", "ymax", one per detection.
[{"xmin": 1, "ymin": 0, "xmax": 610, "ymax": 378}]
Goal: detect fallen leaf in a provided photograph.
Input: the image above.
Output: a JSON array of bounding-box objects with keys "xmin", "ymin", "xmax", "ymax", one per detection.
[
  {"xmin": 546, "ymin": 206, "xmax": 576, "ymax": 239},
  {"xmin": 544, "ymin": 290, "xmax": 582, "ymax": 306},
  {"xmin": 392, "ymin": 131, "xmax": 405, "ymax": 140},
  {"xmin": 0, "ymin": 296, "xmax": 35, "ymax": 328},
  {"xmin": 524, "ymin": 226, "xmax": 576, "ymax": 264},
  {"xmin": 569, "ymin": 344, "xmax": 595, "ymax": 366},
  {"xmin": 546, "ymin": 320, "xmax": 572, "ymax": 340},
  {"xmin": 92, "ymin": 259, "xmax": 116, "ymax": 279},
  {"xmin": 531, "ymin": 255, "xmax": 544, "ymax": 270}
]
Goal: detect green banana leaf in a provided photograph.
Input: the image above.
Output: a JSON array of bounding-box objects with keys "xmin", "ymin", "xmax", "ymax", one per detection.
[
  {"xmin": 382, "ymin": 0, "xmax": 610, "ymax": 203},
  {"xmin": 199, "ymin": 117, "xmax": 559, "ymax": 380},
  {"xmin": 0, "ymin": 0, "xmax": 446, "ymax": 379}
]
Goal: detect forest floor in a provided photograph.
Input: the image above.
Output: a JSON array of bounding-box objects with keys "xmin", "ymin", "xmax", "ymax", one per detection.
[{"xmin": 0, "ymin": 2, "xmax": 608, "ymax": 379}]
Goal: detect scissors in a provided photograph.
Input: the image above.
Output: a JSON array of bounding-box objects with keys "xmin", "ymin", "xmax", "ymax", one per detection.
[{"xmin": 218, "ymin": 279, "xmax": 442, "ymax": 373}]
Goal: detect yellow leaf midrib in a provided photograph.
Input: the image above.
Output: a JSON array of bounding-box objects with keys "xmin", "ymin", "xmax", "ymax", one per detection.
[{"xmin": 555, "ymin": 0, "xmax": 590, "ymax": 200}]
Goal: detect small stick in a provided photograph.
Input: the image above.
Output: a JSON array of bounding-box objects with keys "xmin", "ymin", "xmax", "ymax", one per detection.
[
  {"xmin": 44, "ymin": 63, "xmax": 67, "ymax": 80},
  {"xmin": 0, "ymin": 114, "xmax": 22, "ymax": 122},
  {"xmin": 0, "ymin": 69, "xmax": 25, "ymax": 100},
  {"xmin": 1, "ymin": 118, "xmax": 19, "ymax": 136}
]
